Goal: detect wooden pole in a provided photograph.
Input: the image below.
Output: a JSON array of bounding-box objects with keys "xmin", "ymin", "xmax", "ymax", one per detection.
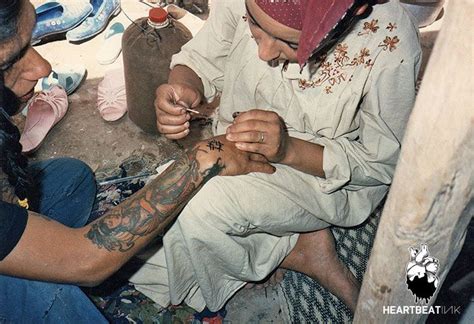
[{"xmin": 354, "ymin": 0, "xmax": 473, "ymax": 322}]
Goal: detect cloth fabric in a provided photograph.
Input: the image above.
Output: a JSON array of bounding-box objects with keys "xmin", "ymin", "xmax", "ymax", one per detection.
[
  {"xmin": 0, "ymin": 158, "xmax": 107, "ymax": 323},
  {"xmin": 255, "ymin": 0, "xmax": 356, "ymax": 66},
  {"xmin": 0, "ymin": 202, "xmax": 28, "ymax": 261},
  {"xmin": 255, "ymin": 0, "xmax": 304, "ymax": 29},
  {"xmin": 130, "ymin": 0, "xmax": 421, "ymax": 312}
]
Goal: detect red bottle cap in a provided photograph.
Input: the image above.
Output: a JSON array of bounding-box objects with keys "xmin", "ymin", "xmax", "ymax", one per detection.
[{"xmin": 149, "ymin": 8, "xmax": 168, "ymax": 24}]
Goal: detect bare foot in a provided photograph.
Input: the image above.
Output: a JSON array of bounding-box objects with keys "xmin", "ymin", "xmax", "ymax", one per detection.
[
  {"xmin": 245, "ymin": 269, "xmax": 286, "ymax": 289},
  {"xmin": 281, "ymin": 228, "xmax": 360, "ymax": 312}
]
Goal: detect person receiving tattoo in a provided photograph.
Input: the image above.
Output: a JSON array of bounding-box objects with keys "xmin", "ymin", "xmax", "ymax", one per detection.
[
  {"xmin": 0, "ymin": 1, "xmax": 275, "ymax": 322},
  {"xmin": 152, "ymin": 0, "xmax": 421, "ymax": 314}
]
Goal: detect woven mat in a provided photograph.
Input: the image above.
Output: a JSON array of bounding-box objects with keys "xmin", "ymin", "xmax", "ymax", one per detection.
[{"xmin": 278, "ymin": 204, "xmax": 383, "ymax": 324}]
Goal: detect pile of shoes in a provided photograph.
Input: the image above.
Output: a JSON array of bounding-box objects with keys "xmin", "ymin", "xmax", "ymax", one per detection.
[
  {"xmin": 21, "ymin": 0, "xmax": 207, "ymax": 155},
  {"xmin": 21, "ymin": 0, "xmax": 126, "ymax": 155},
  {"xmin": 32, "ymin": 0, "xmax": 121, "ymax": 44}
]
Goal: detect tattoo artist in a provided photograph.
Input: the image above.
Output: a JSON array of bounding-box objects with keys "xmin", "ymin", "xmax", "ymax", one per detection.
[{"xmin": 0, "ymin": 0, "xmax": 275, "ymax": 322}]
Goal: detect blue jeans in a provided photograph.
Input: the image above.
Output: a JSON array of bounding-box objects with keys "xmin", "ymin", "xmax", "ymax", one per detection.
[{"xmin": 0, "ymin": 158, "xmax": 108, "ymax": 323}]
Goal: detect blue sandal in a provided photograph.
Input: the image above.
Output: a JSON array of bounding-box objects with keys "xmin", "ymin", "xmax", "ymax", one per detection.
[{"xmin": 40, "ymin": 64, "xmax": 87, "ymax": 95}]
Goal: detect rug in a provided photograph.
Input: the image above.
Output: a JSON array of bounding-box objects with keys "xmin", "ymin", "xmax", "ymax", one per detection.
[
  {"xmin": 83, "ymin": 157, "xmax": 227, "ymax": 324},
  {"xmin": 278, "ymin": 203, "xmax": 383, "ymax": 324}
]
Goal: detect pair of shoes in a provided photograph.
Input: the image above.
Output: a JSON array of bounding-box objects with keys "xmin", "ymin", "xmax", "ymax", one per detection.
[
  {"xmin": 67, "ymin": 0, "xmax": 122, "ymax": 42},
  {"xmin": 32, "ymin": 0, "xmax": 121, "ymax": 45},
  {"xmin": 96, "ymin": 21, "xmax": 125, "ymax": 65},
  {"xmin": 20, "ymin": 86, "xmax": 68, "ymax": 154},
  {"xmin": 32, "ymin": 1, "xmax": 93, "ymax": 45},
  {"xmin": 97, "ymin": 68, "xmax": 127, "ymax": 121}
]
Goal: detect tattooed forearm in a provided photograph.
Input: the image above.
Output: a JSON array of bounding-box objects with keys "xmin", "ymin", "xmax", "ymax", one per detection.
[{"xmin": 85, "ymin": 144, "xmax": 225, "ymax": 252}]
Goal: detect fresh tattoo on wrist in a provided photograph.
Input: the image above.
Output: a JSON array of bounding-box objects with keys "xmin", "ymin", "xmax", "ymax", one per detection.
[{"xmin": 206, "ymin": 139, "xmax": 224, "ymax": 152}]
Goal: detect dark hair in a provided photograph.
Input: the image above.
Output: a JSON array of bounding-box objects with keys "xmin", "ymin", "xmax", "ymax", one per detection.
[
  {"xmin": 0, "ymin": 0, "xmax": 35, "ymax": 209},
  {"xmin": 0, "ymin": 0, "xmax": 21, "ymax": 41},
  {"xmin": 309, "ymin": 0, "xmax": 376, "ymax": 61}
]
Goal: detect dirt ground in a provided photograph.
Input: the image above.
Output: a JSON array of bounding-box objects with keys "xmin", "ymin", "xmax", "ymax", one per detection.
[{"xmin": 26, "ymin": 0, "xmax": 211, "ymax": 174}]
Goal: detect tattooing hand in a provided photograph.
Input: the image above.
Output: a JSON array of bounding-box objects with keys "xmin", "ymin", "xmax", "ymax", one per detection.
[
  {"xmin": 225, "ymin": 109, "xmax": 290, "ymax": 163},
  {"xmin": 193, "ymin": 135, "xmax": 276, "ymax": 177},
  {"xmin": 155, "ymin": 83, "xmax": 202, "ymax": 140}
]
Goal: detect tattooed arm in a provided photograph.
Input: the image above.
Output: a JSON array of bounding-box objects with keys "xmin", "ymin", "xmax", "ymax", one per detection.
[{"xmin": 0, "ymin": 136, "xmax": 274, "ymax": 286}]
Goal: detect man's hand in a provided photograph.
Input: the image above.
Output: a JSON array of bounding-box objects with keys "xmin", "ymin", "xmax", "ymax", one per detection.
[
  {"xmin": 194, "ymin": 135, "xmax": 276, "ymax": 177},
  {"xmin": 225, "ymin": 109, "xmax": 290, "ymax": 163},
  {"xmin": 155, "ymin": 83, "xmax": 201, "ymax": 140}
]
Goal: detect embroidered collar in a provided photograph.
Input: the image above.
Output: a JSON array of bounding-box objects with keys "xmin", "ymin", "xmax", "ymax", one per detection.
[{"xmin": 282, "ymin": 61, "xmax": 312, "ymax": 81}]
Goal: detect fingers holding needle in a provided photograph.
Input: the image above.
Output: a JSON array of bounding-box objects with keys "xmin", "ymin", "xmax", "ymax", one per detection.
[{"xmin": 171, "ymin": 87, "xmax": 200, "ymax": 115}]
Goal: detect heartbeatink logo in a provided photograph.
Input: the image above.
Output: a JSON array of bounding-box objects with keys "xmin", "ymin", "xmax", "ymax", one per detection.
[{"xmin": 406, "ymin": 244, "xmax": 440, "ymax": 303}]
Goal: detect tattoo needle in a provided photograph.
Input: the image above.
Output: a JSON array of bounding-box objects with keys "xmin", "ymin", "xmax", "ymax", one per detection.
[{"xmin": 171, "ymin": 88, "xmax": 200, "ymax": 115}]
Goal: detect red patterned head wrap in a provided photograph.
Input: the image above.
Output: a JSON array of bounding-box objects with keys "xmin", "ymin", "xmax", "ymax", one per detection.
[{"xmin": 255, "ymin": 0, "xmax": 356, "ymax": 66}]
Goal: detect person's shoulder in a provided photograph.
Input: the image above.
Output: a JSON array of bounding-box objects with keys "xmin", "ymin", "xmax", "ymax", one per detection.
[
  {"xmin": 344, "ymin": 0, "xmax": 421, "ymax": 68},
  {"xmin": 0, "ymin": 200, "xmax": 26, "ymax": 217},
  {"xmin": 210, "ymin": 0, "xmax": 246, "ymax": 21},
  {"xmin": 214, "ymin": 0, "xmax": 245, "ymax": 11},
  {"xmin": 370, "ymin": 1, "xmax": 421, "ymax": 55}
]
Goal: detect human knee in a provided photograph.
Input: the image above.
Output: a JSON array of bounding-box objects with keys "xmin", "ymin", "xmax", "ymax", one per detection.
[
  {"xmin": 177, "ymin": 177, "xmax": 250, "ymax": 234},
  {"xmin": 49, "ymin": 158, "xmax": 96, "ymax": 197},
  {"xmin": 0, "ymin": 276, "xmax": 84, "ymax": 318},
  {"xmin": 32, "ymin": 158, "xmax": 96, "ymax": 226}
]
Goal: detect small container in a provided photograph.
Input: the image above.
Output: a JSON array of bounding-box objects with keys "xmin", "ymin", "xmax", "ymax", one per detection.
[{"xmin": 122, "ymin": 7, "xmax": 192, "ymax": 133}]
